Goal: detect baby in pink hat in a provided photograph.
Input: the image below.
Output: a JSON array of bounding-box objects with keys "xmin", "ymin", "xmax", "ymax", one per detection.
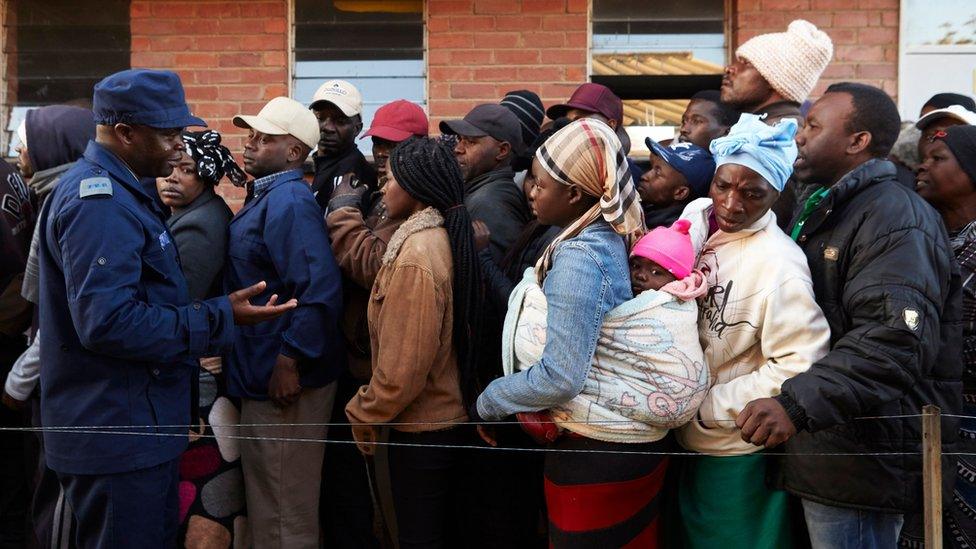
[{"xmin": 630, "ymin": 219, "xmax": 707, "ymax": 300}]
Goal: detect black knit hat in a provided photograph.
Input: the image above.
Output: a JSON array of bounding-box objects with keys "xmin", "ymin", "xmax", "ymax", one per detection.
[
  {"xmin": 500, "ymin": 89, "xmax": 545, "ymax": 147},
  {"xmin": 924, "ymin": 93, "xmax": 976, "ymax": 113},
  {"xmin": 938, "ymin": 125, "xmax": 976, "ymax": 185}
]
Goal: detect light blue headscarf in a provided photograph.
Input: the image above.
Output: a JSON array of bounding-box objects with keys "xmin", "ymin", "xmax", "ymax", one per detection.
[{"xmin": 709, "ymin": 113, "xmax": 798, "ymax": 192}]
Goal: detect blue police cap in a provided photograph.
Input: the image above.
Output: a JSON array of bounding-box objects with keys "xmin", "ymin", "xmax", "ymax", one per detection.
[
  {"xmin": 645, "ymin": 138, "xmax": 717, "ymax": 199},
  {"xmin": 93, "ymin": 69, "xmax": 206, "ymax": 129}
]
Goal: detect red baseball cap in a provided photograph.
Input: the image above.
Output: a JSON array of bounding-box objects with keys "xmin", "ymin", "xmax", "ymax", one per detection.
[
  {"xmin": 361, "ymin": 100, "xmax": 429, "ymax": 142},
  {"xmin": 546, "ymin": 83, "xmax": 623, "ymax": 126}
]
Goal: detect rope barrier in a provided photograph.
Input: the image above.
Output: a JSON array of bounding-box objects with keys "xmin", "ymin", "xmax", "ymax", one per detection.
[
  {"xmin": 0, "ymin": 411, "xmax": 958, "ymax": 432},
  {"xmin": 1, "ymin": 410, "xmax": 971, "ymax": 457}
]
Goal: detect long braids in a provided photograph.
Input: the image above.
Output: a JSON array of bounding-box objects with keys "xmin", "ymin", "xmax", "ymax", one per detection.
[{"xmin": 390, "ymin": 137, "xmax": 484, "ymax": 408}]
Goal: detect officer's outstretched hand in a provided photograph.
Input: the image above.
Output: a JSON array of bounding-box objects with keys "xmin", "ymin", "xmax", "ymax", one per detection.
[{"xmin": 229, "ymin": 281, "xmax": 298, "ymax": 326}]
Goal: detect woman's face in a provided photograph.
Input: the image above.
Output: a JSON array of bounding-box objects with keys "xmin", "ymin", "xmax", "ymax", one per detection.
[
  {"xmin": 709, "ymin": 163, "xmax": 778, "ymax": 233},
  {"xmin": 916, "ymin": 139, "xmax": 973, "ymax": 211},
  {"xmin": 528, "ymin": 157, "xmax": 587, "ymax": 227},
  {"xmin": 382, "ymin": 158, "xmax": 424, "ymax": 220},
  {"xmin": 155, "ymin": 152, "xmax": 207, "ymax": 210}
]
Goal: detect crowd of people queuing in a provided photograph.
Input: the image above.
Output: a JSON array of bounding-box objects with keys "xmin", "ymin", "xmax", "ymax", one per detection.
[{"xmin": 0, "ymin": 17, "xmax": 974, "ymax": 549}]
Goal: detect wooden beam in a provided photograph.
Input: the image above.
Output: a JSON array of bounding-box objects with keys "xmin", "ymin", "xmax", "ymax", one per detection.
[{"xmin": 923, "ymin": 404, "xmax": 943, "ymax": 549}]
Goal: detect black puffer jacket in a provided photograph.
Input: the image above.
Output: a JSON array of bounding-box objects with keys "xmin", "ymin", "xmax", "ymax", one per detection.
[{"xmin": 779, "ymin": 159, "xmax": 963, "ymax": 512}]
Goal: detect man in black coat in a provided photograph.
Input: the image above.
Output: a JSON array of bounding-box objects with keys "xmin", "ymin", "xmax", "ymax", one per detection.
[
  {"xmin": 309, "ymin": 80, "xmax": 377, "ymax": 210},
  {"xmin": 737, "ymin": 82, "xmax": 963, "ymax": 547},
  {"xmin": 440, "ymin": 103, "xmax": 530, "ymax": 263}
]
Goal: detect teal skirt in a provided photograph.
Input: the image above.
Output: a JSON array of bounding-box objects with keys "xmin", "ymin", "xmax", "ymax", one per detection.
[{"xmin": 676, "ymin": 453, "xmax": 792, "ymax": 549}]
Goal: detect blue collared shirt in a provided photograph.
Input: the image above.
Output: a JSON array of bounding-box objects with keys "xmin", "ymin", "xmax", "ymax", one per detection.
[
  {"xmin": 251, "ymin": 169, "xmax": 300, "ymax": 199},
  {"xmin": 224, "ymin": 168, "xmax": 345, "ymax": 399}
]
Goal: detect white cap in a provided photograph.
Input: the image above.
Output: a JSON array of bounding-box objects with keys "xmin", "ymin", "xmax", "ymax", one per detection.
[
  {"xmin": 233, "ymin": 96, "xmax": 319, "ymax": 151},
  {"xmin": 310, "ymin": 80, "xmax": 363, "ymax": 117},
  {"xmin": 915, "ymin": 104, "xmax": 976, "ymax": 130}
]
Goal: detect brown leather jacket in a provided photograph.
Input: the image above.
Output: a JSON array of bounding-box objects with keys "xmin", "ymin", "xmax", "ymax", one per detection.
[
  {"xmin": 327, "ymin": 198, "xmax": 402, "ymax": 380},
  {"xmin": 345, "ymin": 208, "xmax": 467, "ymax": 443}
]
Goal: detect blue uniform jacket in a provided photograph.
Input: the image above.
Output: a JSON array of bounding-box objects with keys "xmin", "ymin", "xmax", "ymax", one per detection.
[
  {"xmin": 38, "ymin": 141, "xmax": 235, "ymax": 475},
  {"xmin": 223, "ymin": 169, "xmax": 344, "ymax": 400}
]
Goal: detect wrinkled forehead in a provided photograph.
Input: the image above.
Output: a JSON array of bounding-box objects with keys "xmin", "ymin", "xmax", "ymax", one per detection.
[{"xmin": 714, "ymin": 162, "xmax": 774, "ymax": 191}]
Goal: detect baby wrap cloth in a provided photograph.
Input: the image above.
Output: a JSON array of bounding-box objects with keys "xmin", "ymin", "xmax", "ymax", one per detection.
[{"xmin": 502, "ymin": 268, "xmax": 711, "ymax": 443}]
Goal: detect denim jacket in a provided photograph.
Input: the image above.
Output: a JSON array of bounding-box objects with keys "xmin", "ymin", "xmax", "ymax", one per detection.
[{"xmin": 476, "ymin": 221, "xmax": 632, "ymax": 420}]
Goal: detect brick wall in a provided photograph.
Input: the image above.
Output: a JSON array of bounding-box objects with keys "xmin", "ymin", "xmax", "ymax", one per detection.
[
  {"xmin": 734, "ymin": 0, "xmax": 899, "ymax": 99},
  {"xmin": 130, "ymin": 0, "xmax": 290, "ymax": 207},
  {"xmin": 426, "ymin": 0, "xmax": 589, "ymax": 133}
]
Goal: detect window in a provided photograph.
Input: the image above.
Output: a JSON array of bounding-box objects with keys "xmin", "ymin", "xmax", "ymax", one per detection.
[
  {"xmin": 3, "ymin": 0, "xmax": 130, "ymax": 155},
  {"xmin": 591, "ymin": 0, "xmax": 727, "ymax": 147},
  {"xmin": 898, "ymin": 0, "xmax": 976, "ymax": 118},
  {"xmin": 293, "ymin": 0, "xmax": 425, "ymax": 154}
]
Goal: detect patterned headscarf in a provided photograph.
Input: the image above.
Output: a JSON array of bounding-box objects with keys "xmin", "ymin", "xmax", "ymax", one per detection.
[
  {"xmin": 182, "ymin": 130, "xmax": 246, "ymax": 186},
  {"xmin": 534, "ymin": 118, "xmax": 645, "ymax": 281}
]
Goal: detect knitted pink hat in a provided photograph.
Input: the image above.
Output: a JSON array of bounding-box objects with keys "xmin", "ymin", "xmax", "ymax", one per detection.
[{"xmin": 630, "ymin": 219, "xmax": 695, "ymax": 280}]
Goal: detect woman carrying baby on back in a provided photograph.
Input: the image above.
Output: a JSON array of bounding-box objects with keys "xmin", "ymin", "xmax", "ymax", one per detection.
[{"xmin": 473, "ymin": 118, "xmax": 710, "ymax": 548}]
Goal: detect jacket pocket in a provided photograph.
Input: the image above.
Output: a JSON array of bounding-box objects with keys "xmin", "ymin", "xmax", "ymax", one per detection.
[
  {"xmin": 227, "ymin": 237, "xmax": 270, "ymax": 268},
  {"xmin": 142, "ymin": 247, "xmax": 185, "ymax": 305},
  {"xmin": 233, "ymin": 333, "xmax": 281, "ymax": 395}
]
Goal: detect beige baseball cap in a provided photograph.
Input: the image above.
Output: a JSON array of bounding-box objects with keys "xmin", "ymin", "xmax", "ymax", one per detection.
[
  {"xmin": 233, "ymin": 96, "xmax": 319, "ymax": 151},
  {"xmin": 310, "ymin": 79, "xmax": 363, "ymax": 117}
]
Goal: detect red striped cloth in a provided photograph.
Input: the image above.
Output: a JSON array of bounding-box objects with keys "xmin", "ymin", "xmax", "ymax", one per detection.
[{"xmin": 544, "ymin": 455, "xmax": 668, "ymax": 547}]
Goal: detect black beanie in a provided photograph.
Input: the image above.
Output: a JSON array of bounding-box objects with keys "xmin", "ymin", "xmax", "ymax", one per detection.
[
  {"xmin": 501, "ymin": 89, "xmax": 545, "ymax": 147},
  {"xmin": 939, "ymin": 125, "xmax": 976, "ymax": 184},
  {"xmin": 924, "ymin": 93, "xmax": 976, "ymax": 113}
]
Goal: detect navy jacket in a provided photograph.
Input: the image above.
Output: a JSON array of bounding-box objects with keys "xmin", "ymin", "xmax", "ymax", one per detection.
[
  {"xmin": 38, "ymin": 141, "xmax": 235, "ymax": 475},
  {"xmin": 223, "ymin": 169, "xmax": 344, "ymax": 399}
]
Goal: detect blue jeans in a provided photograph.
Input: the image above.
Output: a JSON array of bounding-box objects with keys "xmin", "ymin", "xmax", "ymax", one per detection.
[{"xmin": 803, "ymin": 499, "xmax": 904, "ymax": 549}]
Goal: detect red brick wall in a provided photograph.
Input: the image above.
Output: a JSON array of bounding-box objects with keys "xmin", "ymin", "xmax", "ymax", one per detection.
[
  {"xmin": 733, "ymin": 0, "xmax": 899, "ymax": 99},
  {"xmin": 426, "ymin": 0, "xmax": 589, "ymax": 133},
  {"xmin": 130, "ymin": 0, "xmax": 289, "ymax": 207}
]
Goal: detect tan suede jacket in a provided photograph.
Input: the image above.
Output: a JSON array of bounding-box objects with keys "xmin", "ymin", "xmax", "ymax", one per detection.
[
  {"xmin": 345, "ymin": 207, "xmax": 467, "ymax": 439},
  {"xmin": 327, "ymin": 201, "xmax": 402, "ymax": 381}
]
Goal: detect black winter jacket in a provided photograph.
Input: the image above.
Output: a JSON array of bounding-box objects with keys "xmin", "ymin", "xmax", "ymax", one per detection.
[
  {"xmin": 778, "ymin": 159, "xmax": 963, "ymax": 512},
  {"xmin": 464, "ymin": 167, "xmax": 531, "ymax": 263}
]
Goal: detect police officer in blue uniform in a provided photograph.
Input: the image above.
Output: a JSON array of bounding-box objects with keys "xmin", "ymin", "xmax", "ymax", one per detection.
[{"xmin": 36, "ymin": 69, "xmax": 296, "ymax": 548}]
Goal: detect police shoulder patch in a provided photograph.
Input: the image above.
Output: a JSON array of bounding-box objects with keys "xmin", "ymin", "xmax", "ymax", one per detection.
[{"xmin": 79, "ymin": 177, "xmax": 113, "ymax": 198}]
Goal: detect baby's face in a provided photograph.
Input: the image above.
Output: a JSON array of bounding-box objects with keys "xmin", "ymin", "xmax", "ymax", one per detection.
[{"xmin": 629, "ymin": 256, "xmax": 678, "ymax": 295}]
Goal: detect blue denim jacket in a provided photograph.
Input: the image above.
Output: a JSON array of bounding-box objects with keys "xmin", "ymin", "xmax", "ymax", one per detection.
[{"xmin": 477, "ymin": 221, "xmax": 632, "ymax": 419}]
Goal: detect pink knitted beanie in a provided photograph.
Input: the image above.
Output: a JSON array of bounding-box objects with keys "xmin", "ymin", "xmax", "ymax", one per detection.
[
  {"xmin": 736, "ymin": 20, "xmax": 834, "ymax": 103},
  {"xmin": 630, "ymin": 219, "xmax": 695, "ymax": 280}
]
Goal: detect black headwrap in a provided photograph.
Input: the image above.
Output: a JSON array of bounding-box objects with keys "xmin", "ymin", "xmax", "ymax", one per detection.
[
  {"xmin": 182, "ymin": 130, "xmax": 246, "ymax": 186},
  {"xmin": 390, "ymin": 137, "xmax": 484, "ymax": 407},
  {"xmin": 938, "ymin": 125, "xmax": 976, "ymax": 186}
]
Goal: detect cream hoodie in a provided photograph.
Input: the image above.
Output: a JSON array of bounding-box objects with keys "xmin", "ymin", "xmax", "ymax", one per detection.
[{"xmin": 675, "ymin": 198, "xmax": 830, "ymax": 455}]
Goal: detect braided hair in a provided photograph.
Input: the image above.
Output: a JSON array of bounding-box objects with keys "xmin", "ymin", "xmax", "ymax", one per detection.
[{"xmin": 389, "ymin": 137, "xmax": 484, "ymax": 408}]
